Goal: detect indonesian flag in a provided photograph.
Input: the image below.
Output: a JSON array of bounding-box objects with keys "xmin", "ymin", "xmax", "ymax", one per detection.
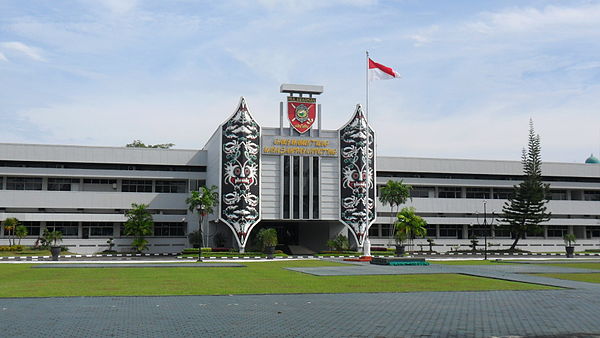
[{"xmin": 368, "ymin": 58, "xmax": 401, "ymax": 81}]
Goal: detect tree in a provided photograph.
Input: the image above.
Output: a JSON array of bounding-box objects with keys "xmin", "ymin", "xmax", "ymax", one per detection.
[
  {"xmin": 185, "ymin": 186, "xmax": 219, "ymax": 261},
  {"xmin": 126, "ymin": 140, "xmax": 174, "ymax": 149},
  {"xmin": 124, "ymin": 203, "xmax": 154, "ymax": 253},
  {"xmin": 379, "ymin": 180, "xmax": 412, "ymax": 242},
  {"xmin": 15, "ymin": 224, "xmax": 28, "ymax": 246},
  {"xmin": 3, "ymin": 217, "xmax": 19, "ymax": 246},
  {"xmin": 501, "ymin": 120, "xmax": 551, "ymax": 251},
  {"xmin": 45, "ymin": 230, "xmax": 63, "ymax": 247},
  {"xmin": 394, "ymin": 207, "xmax": 427, "ymax": 250}
]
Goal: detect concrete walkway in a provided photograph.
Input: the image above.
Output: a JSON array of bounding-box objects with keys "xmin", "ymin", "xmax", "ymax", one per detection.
[{"xmin": 2, "ymin": 260, "xmax": 600, "ymax": 337}]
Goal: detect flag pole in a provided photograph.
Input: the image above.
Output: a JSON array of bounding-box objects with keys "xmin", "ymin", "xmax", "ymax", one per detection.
[{"xmin": 366, "ymin": 50, "xmax": 369, "ymax": 122}]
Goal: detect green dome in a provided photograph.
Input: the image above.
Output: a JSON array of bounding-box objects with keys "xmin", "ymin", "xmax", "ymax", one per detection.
[{"xmin": 585, "ymin": 153, "xmax": 600, "ymax": 164}]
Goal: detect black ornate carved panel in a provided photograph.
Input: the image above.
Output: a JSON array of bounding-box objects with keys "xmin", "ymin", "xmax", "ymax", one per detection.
[
  {"xmin": 338, "ymin": 104, "xmax": 375, "ymax": 246},
  {"xmin": 220, "ymin": 98, "xmax": 261, "ymax": 247}
]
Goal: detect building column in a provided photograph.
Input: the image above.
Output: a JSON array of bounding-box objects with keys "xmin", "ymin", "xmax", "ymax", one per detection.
[
  {"xmin": 435, "ymin": 225, "xmax": 440, "ymax": 239},
  {"xmin": 543, "ymin": 225, "xmax": 548, "ymax": 239}
]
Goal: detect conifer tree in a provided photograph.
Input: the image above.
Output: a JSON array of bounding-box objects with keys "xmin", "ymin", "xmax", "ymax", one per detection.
[{"xmin": 501, "ymin": 120, "xmax": 551, "ymax": 251}]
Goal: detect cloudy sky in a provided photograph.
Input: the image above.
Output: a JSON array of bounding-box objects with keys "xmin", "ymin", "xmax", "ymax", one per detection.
[{"xmin": 1, "ymin": 0, "xmax": 599, "ymax": 163}]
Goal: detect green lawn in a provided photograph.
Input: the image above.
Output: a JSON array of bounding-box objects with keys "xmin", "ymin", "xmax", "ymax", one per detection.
[
  {"xmin": 540, "ymin": 262, "xmax": 600, "ymax": 270},
  {"xmin": 535, "ymin": 273, "xmax": 600, "ymax": 284},
  {"xmin": 0, "ymin": 260, "xmax": 556, "ymax": 297}
]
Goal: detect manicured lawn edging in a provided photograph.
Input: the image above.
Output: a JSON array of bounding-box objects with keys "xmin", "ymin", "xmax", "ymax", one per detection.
[{"xmin": 0, "ymin": 260, "xmax": 556, "ymax": 297}]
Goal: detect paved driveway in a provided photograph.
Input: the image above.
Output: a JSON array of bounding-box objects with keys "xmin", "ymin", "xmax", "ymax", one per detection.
[{"xmin": 2, "ymin": 261, "xmax": 600, "ymax": 337}]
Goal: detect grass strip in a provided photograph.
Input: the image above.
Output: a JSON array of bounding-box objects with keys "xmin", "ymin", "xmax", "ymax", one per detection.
[
  {"xmin": 541, "ymin": 262, "xmax": 600, "ymax": 270},
  {"xmin": 430, "ymin": 260, "xmax": 508, "ymax": 265},
  {"xmin": 0, "ymin": 260, "xmax": 556, "ymax": 297},
  {"xmin": 534, "ymin": 273, "xmax": 600, "ymax": 284}
]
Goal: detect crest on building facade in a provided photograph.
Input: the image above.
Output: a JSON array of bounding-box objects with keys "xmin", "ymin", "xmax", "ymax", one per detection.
[
  {"xmin": 220, "ymin": 97, "xmax": 261, "ymax": 247},
  {"xmin": 338, "ymin": 104, "xmax": 376, "ymax": 247},
  {"xmin": 287, "ymin": 96, "xmax": 316, "ymax": 134}
]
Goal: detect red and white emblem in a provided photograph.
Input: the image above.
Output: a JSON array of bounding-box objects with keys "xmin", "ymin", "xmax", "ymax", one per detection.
[{"xmin": 288, "ymin": 96, "xmax": 316, "ymax": 134}]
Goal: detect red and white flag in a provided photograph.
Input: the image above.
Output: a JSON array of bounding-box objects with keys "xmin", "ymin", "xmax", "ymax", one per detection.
[{"xmin": 368, "ymin": 58, "xmax": 401, "ymax": 81}]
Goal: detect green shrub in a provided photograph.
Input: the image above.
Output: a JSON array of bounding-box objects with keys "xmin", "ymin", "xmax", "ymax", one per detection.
[
  {"xmin": 257, "ymin": 228, "xmax": 278, "ymax": 249},
  {"xmin": 326, "ymin": 235, "xmax": 349, "ymax": 251},
  {"xmin": 0, "ymin": 245, "xmax": 25, "ymax": 251}
]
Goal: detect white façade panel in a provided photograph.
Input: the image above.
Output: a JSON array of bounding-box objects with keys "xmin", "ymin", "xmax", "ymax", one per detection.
[{"xmin": 260, "ymin": 156, "xmax": 281, "ymax": 219}]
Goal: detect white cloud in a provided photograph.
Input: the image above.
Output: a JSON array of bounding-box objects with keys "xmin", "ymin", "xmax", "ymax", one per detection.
[
  {"xmin": 84, "ymin": 0, "xmax": 138, "ymax": 15},
  {"xmin": 0, "ymin": 52, "xmax": 7, "ymax": 62},
  {"xmin": 406, "ymin": 25, "xmax": 439, "ymax": 47},
  {"xmin": 0, "ymin": 41, "xmax": 45, "ymax": 61},
  {"xmin": 466, "ymin": 4, "xmax": 600, "ymax": 35},
  {"xmin": 255, "ymin": 0, "xmax": 376, "ymax": 12}
]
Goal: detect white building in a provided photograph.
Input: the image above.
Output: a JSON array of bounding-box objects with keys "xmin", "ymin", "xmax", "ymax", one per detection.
[{"xmin": 1, "ymin": 85, "xmax": 599, "ymax": 254}]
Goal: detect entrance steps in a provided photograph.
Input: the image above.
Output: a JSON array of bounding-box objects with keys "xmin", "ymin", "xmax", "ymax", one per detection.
[{"xmin": 287, "ymin": 245, "xmax": 315, "ymax": 255}]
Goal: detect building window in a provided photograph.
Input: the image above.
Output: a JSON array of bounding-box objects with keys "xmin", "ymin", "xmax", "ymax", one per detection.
[
  {"xmin": 82, "ymin": 222, "xmax": 114, "ymax": 237},
  {"xmin": 83, "ymin": 178, "xmax": 117, "ymax": 184},
  {"xmin": 548, "ymin": 190, "xmax": 567, "ymax": 200},
  {"xmin": 468, "ymin": 227, "xmax": 491, "ymax": 238},
  {"xmin": 283, "ymin": 156, "xmax": 290, "ymax": 219},
  {"xmin": 494, "ymin": 226, "xmax": 512, "ymax": 238},
  {"xmin": 293, "ymin": 156, "xmax": 300, "ymax": 219},
  {"xmin": 3, "ymin": 221, "xmax": 41, "ymax": 236},
  {"xmin": 122, "ymin": 180, "xmax": 152, "ymax": 192},
  {"xmin": 368, "ymin": 224, "xmax": 380, "ymax": 237},
  {"xmin": 189, "ymin": 180, "xmax": 205, "ymax": 192},
  {"xmin": 82, "ymin": 178, "xmax": 117, "ymax": 192},
  {"xmin": 439, "ymin": 225, "xmax": 461, "ymax": 238},
  {"xmin": 48, "ymin": 178, "xmax": 80, "ymax": 191},
  {"xmin": 22, "ymin": 221, "xmax": 41, "ymax": 236},
  {"xmin": 493, "ymin": 188, "xmax": 513, "ymax": 200},
  {"xmin": 6, "ymin": 177, "xmax": 43, "ymax": 190},
  {"xmin": 155, "ymin": 180, "xmax": 187, "ymax": 193},
  {"xmin": 424, "ymin": 225, "xmax": 436, "ymax": 237},
  {"xmin": 381, "ymin": 224, "xmax": 393, "ymax": 237},
  {"xmin": 312, "ymin": 157, "xmax": 319, "ymax": 219},
  {"xmin": 302, "ymin": 157, "xmax": 310, "ymax": 219},
  {"xmin": 154, "ymin": 222, "xmax": 185, "ymax": 237},
  {"xmin": 46, "ymin": 221, "xmax": 79, "ymax": 236},
  {"xmin": 586, "ymin": 227, "xmax": 600, "ymax": 238},
  {"xmin": 438, "ymin": 187, "xmax": 462, "ymax": 198},
  {"xmin": 547, "ymin": 226, "xmax": 568, "ymax": 238},
  {"xmin": 525, "ymin": 229, "xmax": 544, "ymax": 238},
  {"xmin": 410, "ymin": 187, "xmax": 431, "ymax": 198},
  {"xmin": 466, "ymin": 188, "xmax": 490, "ymax": 199},
  {"xmin": 584, "ymin": 191, "xmax": 600, "ymax": 201}
]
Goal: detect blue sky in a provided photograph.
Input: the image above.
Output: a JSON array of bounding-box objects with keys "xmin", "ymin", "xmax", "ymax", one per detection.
[{"xmin": 1, "ymin": 0, "xmax": 599, "ymax": 162}]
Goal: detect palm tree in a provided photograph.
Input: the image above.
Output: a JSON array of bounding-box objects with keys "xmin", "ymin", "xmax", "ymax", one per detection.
[
  {"xmin": 395, "ymin": 207, "xmax": 427, "ymax": 251},
  {"xmin": 3, "ymin": 217, "xmax": 19, "ymax": 246},
  {"xmin": 379, "ymin": 180, "xmax": 412, "ymax": 243},
  {"xmin": 185, "ymin": 185, "xmax": 219, "ymax": 261},
  {"xmin": 15, "ymin": 225, "xmax": 28, "ymax": 246}
]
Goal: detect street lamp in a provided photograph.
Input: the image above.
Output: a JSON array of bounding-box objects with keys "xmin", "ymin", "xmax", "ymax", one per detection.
[{"xmin": 476, "ymin": 200, "xmax": 496, "ymax": 260}]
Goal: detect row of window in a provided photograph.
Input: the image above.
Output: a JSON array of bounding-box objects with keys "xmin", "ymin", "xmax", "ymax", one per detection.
[
  {"xmin": 397, "ymin": 186, "xmax": 600, "ymax": 201},
  {"xmin": 0, "ymin": 177, "xmax": 189, "ymax": 193},
  {"xmin": 1, "ymin": 222, "xmax": 186, "ymax": 237},
  {"xmin": 368, "ymin": 224, "xmax": 600, "ymax": 239},
  {"xmin": 379, "ymin": 171, "xmax": 600, "ymax": 183},
  {"xmin": 0, "ymin": 160, "xmax": 206, "ymax": 172}
]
